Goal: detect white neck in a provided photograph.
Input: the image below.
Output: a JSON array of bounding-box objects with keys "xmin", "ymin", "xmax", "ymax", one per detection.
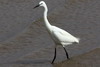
[{"xmin": 43, "ymin": 4, "xmax": 51, "ymax": 30}]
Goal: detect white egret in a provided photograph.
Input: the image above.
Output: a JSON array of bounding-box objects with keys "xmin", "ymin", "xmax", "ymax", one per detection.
[{"xmin": 34, "ymin": 1, "xmax": 80, "ymax": 64}]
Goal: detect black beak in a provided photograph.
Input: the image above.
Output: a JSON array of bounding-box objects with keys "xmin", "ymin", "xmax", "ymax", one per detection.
[{"xmin": 34, "ymin": 4, "xmax": 40, "ymax": 9}]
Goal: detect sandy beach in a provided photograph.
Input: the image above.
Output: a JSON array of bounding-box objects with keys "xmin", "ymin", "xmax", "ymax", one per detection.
[{"xmin": 54, "ymin": 48, "xmax": 100, "ymax": 67}]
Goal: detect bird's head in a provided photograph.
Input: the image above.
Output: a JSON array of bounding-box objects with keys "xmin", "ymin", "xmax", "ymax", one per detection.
[{"xmin": 34, "ymin": 1, "xmax": 46, "ymax": 9}]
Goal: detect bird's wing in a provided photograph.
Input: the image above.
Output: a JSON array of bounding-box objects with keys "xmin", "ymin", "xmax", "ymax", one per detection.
[{"xmin": 52, "ymin": 26, "xmax": 78, "ymax": 43}]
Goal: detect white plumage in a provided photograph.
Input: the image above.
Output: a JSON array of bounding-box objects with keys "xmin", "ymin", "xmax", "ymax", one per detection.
[
  {"xmin": 34, "ymin": 1, "xmax": 80, "ymax": 64},
  {"xmin": 51, "ymin": 26, "xmax": 79, "ymax": 46}
]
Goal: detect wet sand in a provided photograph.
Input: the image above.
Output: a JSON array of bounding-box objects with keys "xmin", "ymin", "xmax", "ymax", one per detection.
[
  {"xmin": 54, "ymin": 48, "xmax": 100, "ymax": 67},
  {"xmin": 0, "ymin": 47, "xmax": 100, "ymax": 67},
  {"xmin": 0, "ymin": 0, "xmax": 100, "ymax": 67}
]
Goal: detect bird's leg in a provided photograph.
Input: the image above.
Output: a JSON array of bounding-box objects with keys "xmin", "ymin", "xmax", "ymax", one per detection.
[
  {"xmin": 51, "ymin": 47, "xmax": 56, "ymax": 64},
  {"xmin": 63, "ymin": 47, "xmax": 70, "ymax": 59}
]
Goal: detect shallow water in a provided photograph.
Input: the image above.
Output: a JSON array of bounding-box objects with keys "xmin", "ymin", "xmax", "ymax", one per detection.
[{"xmin": 0, "ymin": 0, "xmax": 100, "ymax": 67}]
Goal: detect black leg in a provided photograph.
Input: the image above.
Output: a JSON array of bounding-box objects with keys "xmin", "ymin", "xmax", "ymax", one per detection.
[
  {"xmin": 51, "ymin": 47, "xmax": 56, "ymax": 64},
  {"xmin": 63, "ymin": 47, "xmax": 70, "ymax": 59}
]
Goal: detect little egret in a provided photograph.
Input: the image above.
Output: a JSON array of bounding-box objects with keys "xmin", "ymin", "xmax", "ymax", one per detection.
[{"xmin": 34, "ymin": 1, "xmax": 80, "ymax": 64}]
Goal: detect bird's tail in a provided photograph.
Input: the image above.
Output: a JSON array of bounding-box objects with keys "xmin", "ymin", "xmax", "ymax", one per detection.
[
  {"xmin": 76, "ymin": 37, "xmax": 80, "ymax": 43},
  {"xmin": 77, "ymin": 37, "xmax": 80, "ymax": 41}
]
